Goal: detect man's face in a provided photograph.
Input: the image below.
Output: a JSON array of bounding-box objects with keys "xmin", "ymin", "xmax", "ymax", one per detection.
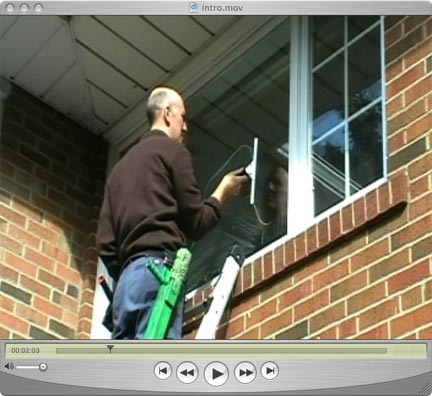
[
  {"xmin": 267, "ymin": 167, "xmax": 288, "ymax": 214},
  {"xmin": 168, "ymin": 99, "xmax": 188, "ymax": 143}
]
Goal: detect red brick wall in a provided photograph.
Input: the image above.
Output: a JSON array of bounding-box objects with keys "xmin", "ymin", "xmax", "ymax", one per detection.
[
  {"xmin": 0, "ymin": 84, "xmax": 108, "ymax": 339},
  {"xmin": 184, "ymin": 16, "xmax": 432, "ymax": 340}
]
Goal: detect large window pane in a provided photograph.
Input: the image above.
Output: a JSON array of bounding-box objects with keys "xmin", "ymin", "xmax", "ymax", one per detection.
[
  {"xmin": 186, "ymin": 19, "xmax": 291, "ymax": 292},
  {"xmin": 312, "ymin": 16, "xmax": 384, "ymax": 216},
  {"xmin": 349, "ymin": 102, "xmax": 383, "ymax": 193},
  {"xmin": 313, "ymin": 16, "xmax": 344, "ymax": 66},
  {"xmin": 348, "ymin": 16, "xmax": 379, "ymax": 41},
  {"xmin": 313, "ymin": 55, "xmax": 344, "ymax": 140},
  {"xmin": 348, "ymin": 26, "xmax": 381, "ymax": 116},
  {"xmin": 313, "ymin": 127, "xmax": 345, "ymax": 215}
]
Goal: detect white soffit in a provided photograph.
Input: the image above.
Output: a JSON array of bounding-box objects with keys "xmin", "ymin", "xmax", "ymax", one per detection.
[{"xmin": 0, "ymin": 14, "xmax": 237, "ymax": 136}]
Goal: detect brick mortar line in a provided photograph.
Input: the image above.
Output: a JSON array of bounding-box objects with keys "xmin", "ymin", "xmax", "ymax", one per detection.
[
  {"xmin": 347, "ymin": 246, "xmax": 429, "ymax": 289},
  {"xmin": 224, "ymin": 299, "xmax": 288, "ymax": 335},
  {"xmin": 24, "ymin": 220, "xmax": 82, "ymax": 249},
  {"xmin": 409, "ymin": 185, "xmax": 432, "ymax": 202},
  {"xmin": 34, "ymin": 295, "xmax": 68, "ymax": 314},
  {"xmin": 402, "ymin": 17, "xmax": 432, "ymax": 37},
  {"xmin": 35, "ymin": 269, "xmax": 69, "ymax": 293},
  {"xmin": 5, "ymin": 114, "xmax": 98, "ymax": 168},
  {"xmin": 386, "ymin": 94, "xmax": 431, "ymax": 123},
  {"xmin": 385, "ymin": 54, "xmax": 430, "ymax": 85},
  {"xmin": 384, "ymin": 16, "xmax": 407, "ymax": 32},
  {"xmin": 260, "ymin": 305, "xmax": 293, "ymax": 331},
  {"xmin": 414, "ymin": 322, "xmax": 432, "ymax": 335},
  {"xmin": 388, "ymin": 302, "xmax": 432, "ymax": 338},
  {"xmin": 307, "ymin": 290, "xmax": 429, "ymax": 340},
  {"xmin": 385, "ymin": 30, "xmax": 431, "ymax": 66},
  {"xmin": 389, "ymin": 149, "xmax": 432, "ymax": 171},
  {"xmin": 400, "ymin": 154, "xmax": 432, "ymax": 178},
  {"xmin": 230, "ymin": 320, "xmax": 259, "ymax": 339},
  {"xmin": 387, "ymin": 94, "xmax": 429, "ymax": 122},
  {"xmin": 1, "ymin": 154, "xmax": 96, "ymax": 197},
  {"xmin": 0, "ymin": 293, "xmax": 21, "ymax": 312},
  {"xmin": 287, "ymin": 257, "xmax": 429, "ymax": 327}
]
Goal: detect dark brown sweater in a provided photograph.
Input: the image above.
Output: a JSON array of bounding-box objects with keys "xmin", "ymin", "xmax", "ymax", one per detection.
[{"xmin": 96, "ymin": 129, "xmax": 221, "ymax": 279}]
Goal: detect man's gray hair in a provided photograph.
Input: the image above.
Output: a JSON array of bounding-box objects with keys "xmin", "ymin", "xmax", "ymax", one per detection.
[{"xmin": 146, "ymin": 89, "xmax": 169, "ymax": 126}]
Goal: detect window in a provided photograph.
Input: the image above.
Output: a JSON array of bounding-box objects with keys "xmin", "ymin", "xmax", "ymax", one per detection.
[
  {"xmin": 186, "ymin": 19, "xmax": 291, "ymax": 291},
  {"xmin": 312, "ymin": 16, "xmax": 384, "ymax": 215},
  {"xmin": 186, "ymin": 16, "xmax": 385, "ymax": 292}
]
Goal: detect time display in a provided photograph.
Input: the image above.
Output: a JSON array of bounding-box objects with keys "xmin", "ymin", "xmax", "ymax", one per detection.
[{"xmin": 10, "ymin": 347, "xmax": 40, "ymax": 354}]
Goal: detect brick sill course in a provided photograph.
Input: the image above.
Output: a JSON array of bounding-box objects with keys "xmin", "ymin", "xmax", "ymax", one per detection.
[{"xmin": 184, "ymin": 171, "xmax": 408, "ymax": 332}]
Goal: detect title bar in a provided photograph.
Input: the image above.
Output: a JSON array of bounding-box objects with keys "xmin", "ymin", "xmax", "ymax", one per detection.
[{"xmin": 1, "ymin": 1, "xmax": 431, "ymax": 15}]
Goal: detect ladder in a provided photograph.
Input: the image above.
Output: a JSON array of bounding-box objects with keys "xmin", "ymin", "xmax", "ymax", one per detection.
[{"xmin": 195, "ymin": 245, "xmax": 245, "ymax": 339}]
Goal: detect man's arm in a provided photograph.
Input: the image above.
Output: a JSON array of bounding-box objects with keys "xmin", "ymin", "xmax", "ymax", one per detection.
[
  {"xmin": 171, "ymin": 145, "xmax": 248, "ymax": 241},
  {"xmin": 171, "ymin": 144, "xmax": 222, "ymax": 240},
  {"xmin": 96, "ymin": 186, "xmax": 120, "ymax": 280}
]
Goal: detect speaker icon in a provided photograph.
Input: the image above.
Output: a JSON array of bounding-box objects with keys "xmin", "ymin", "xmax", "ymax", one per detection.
[{"xmin": 4, "ymin": 362, "xmax": 14, "ymax": 370}]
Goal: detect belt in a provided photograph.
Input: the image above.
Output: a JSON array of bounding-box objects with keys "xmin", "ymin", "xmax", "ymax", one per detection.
[{"xmin": 131, "ymin": 250, "xmax": 176, "ymax": 267}]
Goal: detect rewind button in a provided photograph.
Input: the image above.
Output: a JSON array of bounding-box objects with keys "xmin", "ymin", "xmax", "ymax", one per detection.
[
  {"xmin": 177, "ymin": 362, "xmax": 198, "ymax": 384},
  {"xmin": 235, "ymin": 362, "xmax": 256, "ymax": 384}
]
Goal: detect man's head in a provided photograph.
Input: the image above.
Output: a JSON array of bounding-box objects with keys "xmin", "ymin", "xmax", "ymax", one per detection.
[
  {"xmin": 146, "ymin": 86, "xmax": 188, "ymax": 142},
  {"xmin": 267, "ymin": 166, "xmax": 288, "ymax": 215}
]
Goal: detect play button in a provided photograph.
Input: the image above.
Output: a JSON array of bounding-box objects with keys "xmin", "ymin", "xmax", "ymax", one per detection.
[
  {"xmin": 204, "ymin": 362, "xmax": 228, "ymax": 386},
  {"xmin": 212, "ymin": 368, "xmax": 224, "ymax": 380}
]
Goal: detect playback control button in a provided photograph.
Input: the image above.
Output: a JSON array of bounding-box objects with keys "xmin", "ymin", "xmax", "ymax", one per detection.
[
  {"xmin": 154, "ymin": 362, "xmax": 171, "ymax": 380},
  {"xmin": 204, "ymin": 362, "xmax": 229, "ymax": 386},
  {"xmin": 261, "ymin": 362, "xmax": 278, "ymax": 380},
  {"xmin": 235, "ymin": 362, "xmax": 256, "ymax": 384},
  {"xmin": 177, "ymin": 362, "xmax": 198, "ymax": 384}
]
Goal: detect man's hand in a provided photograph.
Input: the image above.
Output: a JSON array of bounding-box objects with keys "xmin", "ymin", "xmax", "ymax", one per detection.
[{"xmin": 211, "ymin": 168, "xmax": 249, "ymax": 205}]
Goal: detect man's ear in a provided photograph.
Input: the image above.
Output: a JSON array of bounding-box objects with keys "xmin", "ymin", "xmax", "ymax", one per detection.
[{"xmin": 163, "ymin": 106, "xmax": 170, "ymax": 125}]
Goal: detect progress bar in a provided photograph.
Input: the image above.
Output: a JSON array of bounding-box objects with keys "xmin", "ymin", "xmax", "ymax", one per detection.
[
  {"xmin": 55, "ymin": 347, "xmax": 388, "ymax": 355},
  {"xmin": 5, "ymin": 343, "xmax": 428, "ymax": 359}
]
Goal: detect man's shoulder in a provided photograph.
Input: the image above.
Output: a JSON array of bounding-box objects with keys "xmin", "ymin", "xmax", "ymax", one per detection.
[{"xmin": 137, "ymin": 130, "xmax": 182, "ymax": 152}]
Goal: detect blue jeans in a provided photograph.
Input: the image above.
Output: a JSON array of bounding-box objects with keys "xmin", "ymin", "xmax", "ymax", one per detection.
[{"xmin": 111, "ymin": 256, "xmax": 184, "ymax": 339}]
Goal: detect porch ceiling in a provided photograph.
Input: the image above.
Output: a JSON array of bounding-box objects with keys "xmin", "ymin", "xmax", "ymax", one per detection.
[{"xmin": 0, "ymin": 15, "xmax": 237, "ymax": 139}]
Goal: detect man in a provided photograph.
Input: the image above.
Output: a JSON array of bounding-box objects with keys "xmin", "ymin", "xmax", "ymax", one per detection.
[{"xmin": 97, "ymin": 86, "xmax": 247, "ymax": 339}]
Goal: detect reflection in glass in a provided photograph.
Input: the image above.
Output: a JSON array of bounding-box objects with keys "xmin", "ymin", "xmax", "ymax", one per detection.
[
  {"xmin": 313, "ymin": 16, "xmax": 344, "ymax": 66},
  {"xmin": 348, "ymin": 16, "xmax": 379, "ymax": 41},
  {"xmin": 185, "ymin": 19, "xmax": 290, "ymax": 292},
  {"xmin": 348, "ymin": 27, "xmax": 381, "ymax": 116},
  {"xmin": 312, "ymin": 16, "xmax": 384, "ymax": 217},
  {"xmin": 349, "ymin": 102, "xmax": 383, "ymax": 193},
  {"xmin": 313, "ymin": 55, "xmax": 344, "ymax": 139},
  {"xmin": 313, "ymin": 128, "xmax": 345, "ymax": 215}
]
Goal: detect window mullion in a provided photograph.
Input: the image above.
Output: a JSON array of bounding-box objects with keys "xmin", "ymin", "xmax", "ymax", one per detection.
[
  {"xmin": 287, "ymin": 16, "xmax": 313, "ymax": 237},
  {"xmin": 344, "ymin": 16, "xmax": 350, "ymax": 198}
]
